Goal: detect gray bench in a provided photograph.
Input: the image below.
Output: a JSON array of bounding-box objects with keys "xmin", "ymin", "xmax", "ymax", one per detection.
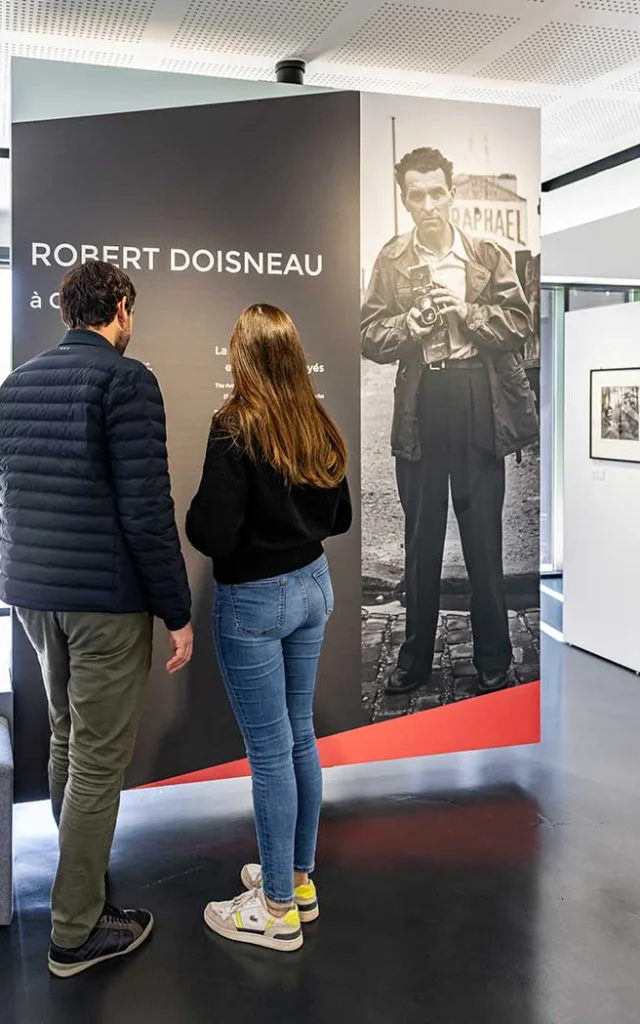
[{"xmin": 0, "ymin": 716, "xmax": 12, "ymax": 925}]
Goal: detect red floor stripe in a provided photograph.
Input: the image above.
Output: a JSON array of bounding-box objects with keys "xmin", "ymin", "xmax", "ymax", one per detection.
[
  {"xmin": 142, "ymin": 681, "xmax": 540, "ymax": 789},
  {"xmin": 318, "ymin": 797, "xmax": 539, "ymax": 864}
]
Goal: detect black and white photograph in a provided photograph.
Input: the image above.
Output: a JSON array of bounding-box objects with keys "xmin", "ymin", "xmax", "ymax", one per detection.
[
  {"xmin": 361, "ymin": 93, "xmax": 541, "ymax": 724},
  {"xmin": 601, "ymin": 385, "xmax": 639, "ymax": 441},
  {"xmin": 591, "ymin": 368, "xmax": 640, "ymax": 463}
]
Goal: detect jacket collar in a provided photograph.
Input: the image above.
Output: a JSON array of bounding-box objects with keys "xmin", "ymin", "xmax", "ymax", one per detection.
[
  {"xmin": 386, "ymin": 228, "xmax": 491, "ymax": 302},
  {"xmin": 413, "ymin": 226, "xmax": 469, "ymax": 264},
  {"xmin": 58, "ymin": 329, "xmax": 117, "ymax": 351}
]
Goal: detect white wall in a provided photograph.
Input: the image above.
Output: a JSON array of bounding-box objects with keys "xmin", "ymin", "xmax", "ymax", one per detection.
[
  {"xmin": 564, "ymin": 301, "xmax": 640, "ymax": 673},
  {"xmin": 541, "ymin": 157, "xmax": 640, "ymax": 284},
  {"xmin": 543, "ymin": 208, "xmax": 640, "ymax": 284},
  {"xmin": 541, "ymin": 158, "xmax": 640, "ymax": 238}
]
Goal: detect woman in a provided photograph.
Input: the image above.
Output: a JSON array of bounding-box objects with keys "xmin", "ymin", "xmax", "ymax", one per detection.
[{"xmin": 186, "ymin": 304, "xmax": 351, "ymax": 953}]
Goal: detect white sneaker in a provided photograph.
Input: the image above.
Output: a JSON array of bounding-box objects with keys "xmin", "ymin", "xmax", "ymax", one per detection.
[
  {"xmin": 241, "ymin": 864, "xmax": 320, "ymax": 923},
  {"xmin": 204, "ymin": 887, "xmax": 303, "ymax": 952}
]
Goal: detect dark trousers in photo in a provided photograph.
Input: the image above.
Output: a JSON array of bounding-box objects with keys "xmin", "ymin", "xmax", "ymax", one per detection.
[{"xmin": 396, "ymin": 361, "xmax": 512, "ymax": 681}]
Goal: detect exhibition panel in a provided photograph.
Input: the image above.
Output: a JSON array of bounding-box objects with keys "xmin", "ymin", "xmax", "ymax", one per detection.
[
  {"xmin": 564, "ymin": 301, "xmax": 640, "ymax": 674},
  {"xmin": 9, "ymin": 82, "xmax": 541, "ymax": 800},
  {"xmin": 11, "ymin": 91, "xmax": 362, "ymax": 798},
  {"xmin": 360, "ymin": 95, "xmax": 541, "ymax": 726}
]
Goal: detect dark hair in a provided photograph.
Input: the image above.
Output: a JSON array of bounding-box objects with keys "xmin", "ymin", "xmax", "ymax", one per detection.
[
  {"xmin": 59, "ymin": 260, "xmax": 136, "ymax": 330},
  {"xmin": 395, "ymin": 147, "xmax": 454, "ymax": 193}
]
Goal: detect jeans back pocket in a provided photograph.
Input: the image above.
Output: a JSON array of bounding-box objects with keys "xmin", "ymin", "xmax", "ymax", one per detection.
[
  {"xmin": 312, "ymin": 563, "xmax": 335, "ymax": 617},
  {"xmin": 230, "ymin": 579, "xmax": 286, "ymax": 636}
]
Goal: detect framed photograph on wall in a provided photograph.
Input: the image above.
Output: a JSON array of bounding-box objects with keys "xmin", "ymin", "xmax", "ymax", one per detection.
[{"xmin": 590, "ymin": 368, "xmax": 640, "ymax": 462}]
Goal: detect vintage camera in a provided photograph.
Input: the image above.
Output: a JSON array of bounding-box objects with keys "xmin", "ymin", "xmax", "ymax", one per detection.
[
  {"xmin": 408, "ymin": 264, "xmax": 444, "ymax": 329},
  {"xmin": 408, "ymin": 264, "xmax": 451, "ymax": 363}
]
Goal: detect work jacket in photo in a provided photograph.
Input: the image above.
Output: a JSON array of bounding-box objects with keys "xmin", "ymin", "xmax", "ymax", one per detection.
[{"xmin": 361, "ymin": 228, "xmax": 539, "ymax": 461}]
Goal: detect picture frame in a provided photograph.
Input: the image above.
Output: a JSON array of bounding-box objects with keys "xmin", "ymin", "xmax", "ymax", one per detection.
[{"xmin": 590, "ymin": 367, "xmax": 640, "ymax": 463}]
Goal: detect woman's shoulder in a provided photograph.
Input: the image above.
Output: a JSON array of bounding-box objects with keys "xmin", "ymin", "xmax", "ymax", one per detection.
[{"xmin": 207, "ymin": 425, "xmax": 245, "ymax": 460}]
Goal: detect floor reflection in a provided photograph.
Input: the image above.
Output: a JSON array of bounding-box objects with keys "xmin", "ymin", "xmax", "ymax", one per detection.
[{"xmin": 4, "ymin": 633, "xmax": 640, "ymax": 1023}]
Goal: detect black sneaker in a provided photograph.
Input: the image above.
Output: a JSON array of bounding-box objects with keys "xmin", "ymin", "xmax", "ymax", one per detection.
[{"xmin": 48, "ymin": 904, "xmax": 154, "ymax": 978}]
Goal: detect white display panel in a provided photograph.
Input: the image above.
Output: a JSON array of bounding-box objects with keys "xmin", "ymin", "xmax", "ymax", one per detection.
[{"xmin": 564, "ymin": 301, "xmax": 640, "ymax": 673}]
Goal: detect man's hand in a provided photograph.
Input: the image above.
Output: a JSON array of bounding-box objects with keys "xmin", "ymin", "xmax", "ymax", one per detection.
[
  {"xmin": 429, "ymin": 286, "xmax": 468, "ymax": 320},
  {"xmin": 166, "ymin": 623, "xmax": 194, "ymax": 674},
  {"xmin": 406, "ymin": 307, "xmax": 435, "ymax": 342}
]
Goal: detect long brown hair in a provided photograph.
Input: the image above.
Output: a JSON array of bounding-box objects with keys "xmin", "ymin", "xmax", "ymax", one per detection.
[{"xmin": 213, "ymin": 304, "xmax": 347, "ymax": 488}]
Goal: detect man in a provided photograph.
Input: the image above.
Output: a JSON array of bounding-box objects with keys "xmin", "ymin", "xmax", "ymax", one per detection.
[
  {"xmin": 362, "ymin": 147, "xmax": 538, "ymax": 698},
  {"xmin": 0, "ymin": 260, "xmax": 193, "ymax": 977}
]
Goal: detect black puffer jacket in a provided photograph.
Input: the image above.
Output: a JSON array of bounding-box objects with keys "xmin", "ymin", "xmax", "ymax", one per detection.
[{"xmin": 0, "ymin": 330, "xmax": 191, "ymax": 630}]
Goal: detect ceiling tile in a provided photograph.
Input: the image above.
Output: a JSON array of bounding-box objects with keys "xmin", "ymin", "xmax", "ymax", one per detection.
[
  {"xmin": 306, "ymin": 68, "xmax": 433, "ymax": 95},
  {"xmin": 446, "ymin": 84, "xmax": 560, "ymax": 106},
  {"xmin": 170, "ymin": 0, "xmax": 348, "ymax": 57},
  {"xmin": 545, "ymin": 95, "xmax": 640, "ymax": 144},
  {"xmin": 160, "ymin": 57, "xmax": 272, "ymax": 79},
  {"xmin": 574, "ymin": 0, "xmax": 640, "ymax": 12},
  {"xmin": 609, "ymin": 67, "xmax": 640, "ymax": 89},
  {"xmin": 2, "ymin": 0, "xmax": 156, "ymax": 44},
  {"xmin": 330, "ymin": 3, "xmax": 519, "ymax": 74},
  {"xmin": 477, "ymin": 21, "xmax": 640, "ymax": 85}
]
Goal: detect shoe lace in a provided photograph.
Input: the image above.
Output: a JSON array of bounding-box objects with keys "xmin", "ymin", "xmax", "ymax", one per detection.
[
  {"xmin": 221, "ymin": 888, "xmax": 260, "ymax": 921},
  {"xmin": 101, "ymin": 903, "xmax": 130, "ymax": 927}
]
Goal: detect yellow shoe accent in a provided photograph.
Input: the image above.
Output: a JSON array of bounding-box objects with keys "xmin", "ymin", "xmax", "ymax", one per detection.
[
  {"xmin": 294, "ymin": 884, "xmax": 319, "ymax": 923},
  {"xmin": 284, "ymin": 909, "xmax": 301, "ymax": 928},
  {"xmin": 295, "ymin": 883, "xmax": 316, "ymax": 901},
  {"xmin": 235, "ymin": 911, "xmax": 243, "ymax": 930},
  {"xmin": 240, "ymin": 865, "xmax": 319, "ymax": 923}
]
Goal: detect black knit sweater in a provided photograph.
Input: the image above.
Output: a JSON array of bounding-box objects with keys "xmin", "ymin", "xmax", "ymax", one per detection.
[{"xmin": 186, "ymin": 430, "xmax": 352, "ymax": 583}]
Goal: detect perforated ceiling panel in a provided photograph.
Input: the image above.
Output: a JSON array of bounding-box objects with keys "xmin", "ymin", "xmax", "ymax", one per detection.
[
  {"xmin": 574, "ymin": 0, "xmax": 640, "ymax": 12},
  {"xmin": 610, "ymin": 67, "xmax": 640, "ymax": 90},
  {"xmin": 160, "ymin": 58, "xmax": 273, "ymax": 80},
  {"xmin": 171, "ymin": 0, "xmax": 348, "ymax": 57},
  {"xmin": 3, "ymin": 0, "xmax": 156, "ymax": 43},
  {"xmin": 331, "ymin": 4, "xmax": 519, "ymax": 73},
  {"xmin": 546, "ymin": 96, "xmax": 640, "ymax": 144},
  {"xmin": 477, "ymin": 21, "xmax": 640, "ymax": 85},
  {"xmin": 306, "ymin": 69, "xmax": 433, "ymax": 96},
  {"xmin": 447, "ymin": 85, "xmax": 559, "ymax": 107},
  {"xmin": 6, "ymin": 42, "xmax": 134, "ymax": 65}
]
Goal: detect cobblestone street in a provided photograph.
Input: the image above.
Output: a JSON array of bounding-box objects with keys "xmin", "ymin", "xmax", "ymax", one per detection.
[{"xmin": 362, "ymin": 603, "xmax": 540, "ymax": 724}]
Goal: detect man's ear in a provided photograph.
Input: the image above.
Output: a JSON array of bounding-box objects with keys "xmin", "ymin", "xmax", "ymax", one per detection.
[
  {"xmin": 449, "ymin": 185, "xmax": 457, "ymax": 205},
  {"xmin": 116, "ymin": 296, "xmax": 128, "ymax": 324}
]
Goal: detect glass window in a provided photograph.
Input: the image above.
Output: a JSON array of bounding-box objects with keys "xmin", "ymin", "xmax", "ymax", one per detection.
[
  {"xmin": 540, "ymin": 285, "xmax": 565, "ymax": 574},
  {"xmin": 0, "ymin": 267, "xmax": 9, "ymax": 385},
  {"xmin": 567, "ymin": 287, "xmax": 627, "ymax": 312},
  {"xmin": 542, "ymin": 283, "xmax": 640, "ymax": 576},
  {"xmin": 540, "ymin": 287, "xmax": 554, "ymax": 571}
]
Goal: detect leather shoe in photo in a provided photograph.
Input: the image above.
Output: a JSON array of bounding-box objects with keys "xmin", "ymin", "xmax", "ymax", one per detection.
[
  {"xmin": 385, "ymin": 667, "xmax": 426, "ymax": 695},
  {"xmin": 477, "ymin": 671, "xmax": 510, "ymax": 695}
]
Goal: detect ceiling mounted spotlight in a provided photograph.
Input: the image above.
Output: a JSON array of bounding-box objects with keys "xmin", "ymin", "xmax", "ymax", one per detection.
[{"xmin": 275, "ymin": 60, "xmax": 306, "ymax": 86}]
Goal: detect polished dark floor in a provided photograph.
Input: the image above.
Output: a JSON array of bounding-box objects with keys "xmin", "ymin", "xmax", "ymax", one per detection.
[{"xmin": 3, "ymin": 611, "xmax": 640, "ymax": 1022}]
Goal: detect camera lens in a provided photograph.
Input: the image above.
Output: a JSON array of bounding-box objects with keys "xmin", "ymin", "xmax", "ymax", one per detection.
[{"xmin": 419, "ymin": 299, "xmax": 438, "ymax": 327}]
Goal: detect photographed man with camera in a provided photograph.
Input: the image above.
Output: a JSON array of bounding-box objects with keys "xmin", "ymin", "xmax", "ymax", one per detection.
[{"xmin": 362, "ymin": 146, "xmax": 538, "ymax": 698}]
